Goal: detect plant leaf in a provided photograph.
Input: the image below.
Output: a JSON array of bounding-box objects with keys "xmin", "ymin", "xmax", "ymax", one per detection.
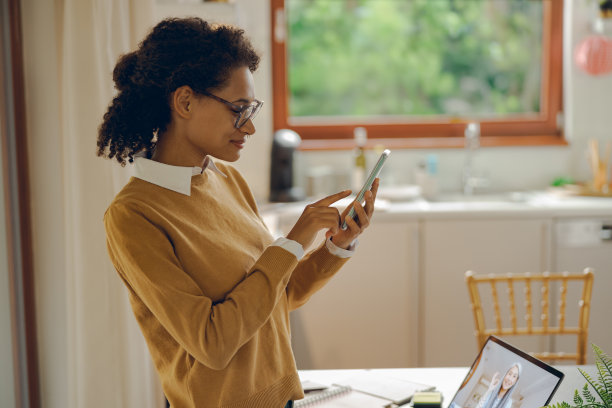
[
  {"xmin": 595, "ymin": 361, "xmax": 612, "ymax": 407},
  {"xmin": 576, "ymin": 389, "xmax": 585, "ymax": 405},
  {"xmin": 545, "ymin": 402, "xmax": 574, "ymax": 408},
  {"xmin": 583, "ymin": 384, "xmax": 597, "ymax": 404},
  {"xmin": 580, "ymin": 368, "xmax": 609, "ymax": 407},
  {"xmin": 592, "ymin": 344, "xmax": 612, "ymax": 407},
  {"xmin": 548, "ymin": 346, "xmax": 612, "ymax": 408}
]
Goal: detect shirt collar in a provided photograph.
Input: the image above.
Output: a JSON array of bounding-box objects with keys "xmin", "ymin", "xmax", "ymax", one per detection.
[{"xmin": 133, "ymin": 156, "xmax": 227, "ymax": 196}]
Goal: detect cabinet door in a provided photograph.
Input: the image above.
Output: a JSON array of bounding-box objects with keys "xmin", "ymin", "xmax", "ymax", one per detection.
[
  {"xmin": 421, "ymin": 218, "xmax": 551, "ymax": 367},
  {"xmin": 291, "ymin": 220, "xmax": 420, "ymax": 369},
  {"xmin": 553, "ymin": 218, "xmax": 612, "ymax": 363}
]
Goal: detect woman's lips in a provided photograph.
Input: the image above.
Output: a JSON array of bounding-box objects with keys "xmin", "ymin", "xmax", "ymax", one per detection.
[{"xmin": 231, "ymin": 139, "xmax": 245, "ymax": 149}]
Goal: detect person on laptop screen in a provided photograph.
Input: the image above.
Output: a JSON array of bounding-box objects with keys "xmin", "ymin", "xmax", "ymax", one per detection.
[
  {"xmin": 475, "ymin": 363, "xmax": 522, "ymax": 408},
  {"xmin": 447, "ymin": 337, "xmax": 564, "ymax": 408}
]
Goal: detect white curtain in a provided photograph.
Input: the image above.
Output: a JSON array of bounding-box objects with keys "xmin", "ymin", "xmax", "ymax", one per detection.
[{"xmin": 51, "ymin": 0, "xmax": 162, "ymax": 406}]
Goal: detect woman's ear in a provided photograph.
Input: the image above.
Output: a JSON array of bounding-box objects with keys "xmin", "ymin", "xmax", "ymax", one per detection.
[{"xmin": 172, "ymin": 85, "xmax": 194, "ymax": 119}]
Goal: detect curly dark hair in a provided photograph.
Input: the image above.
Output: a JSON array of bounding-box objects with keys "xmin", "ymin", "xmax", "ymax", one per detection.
[{"xmin": 97, "ymin": 17, "xmax": 260, "ymax": 165}]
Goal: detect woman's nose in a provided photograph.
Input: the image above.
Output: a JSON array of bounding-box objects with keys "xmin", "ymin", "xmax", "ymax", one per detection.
[{"xmin": 240, "ymin": 118, "xmax": 256, "ymax": 135}]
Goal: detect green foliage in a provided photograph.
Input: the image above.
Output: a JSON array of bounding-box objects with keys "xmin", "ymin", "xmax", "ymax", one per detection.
[
  {"xmin": 551, "ymin": 177, "xmax": 575, "ymax": 187},
  {"xmin": 286, "ymin": 0, "xmax": 543, "ymax": 119},
  {"xmin": 546, "ymin": 344, "xmax": 612, "ymax": 408}
]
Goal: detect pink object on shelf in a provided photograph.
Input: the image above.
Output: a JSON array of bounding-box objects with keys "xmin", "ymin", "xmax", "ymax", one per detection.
[{"xmin": 574, "ymin": 35, "xmax": 612, "ymax": 75}]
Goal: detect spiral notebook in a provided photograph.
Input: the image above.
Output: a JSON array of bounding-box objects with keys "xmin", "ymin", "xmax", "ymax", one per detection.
[
  {"xmin": 294, "ymin": 385, "xmax": 352, "ymax": 407},
  {"xmin": 295, "ymin": 372, "xmax": 434, "ymax": 407}
]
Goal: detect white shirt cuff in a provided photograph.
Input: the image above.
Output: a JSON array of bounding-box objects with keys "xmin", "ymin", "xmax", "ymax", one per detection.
[
  {"xmin": 326, "ymin": 237, "xmax": 357, "ymax": 258},
  {"xmin": 272, "ymin": 237, "xmax": 305, "ymax": 261}
]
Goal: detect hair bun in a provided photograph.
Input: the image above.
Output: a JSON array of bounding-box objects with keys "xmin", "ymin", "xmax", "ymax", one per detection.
[{"xmin": 113, "ymin": 52, "xmax": 139, "ymax": 91}]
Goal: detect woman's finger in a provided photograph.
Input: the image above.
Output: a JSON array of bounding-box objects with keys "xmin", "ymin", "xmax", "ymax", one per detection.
[
  {"xmin": 310, "ymin": 209, "xmax": 343, "ymax": 233},
  {"xmin": 312, "ymin": 189, "xmax": 351, "ymax": 207},
  {"xmin": 370, "ymin": 178, "xmax": 380, "ymax": 198},
  {"xmin": 364, "ymin": 179, "xmax": 379, "ymax": 215},
  {"xmin": 363, "ymin": 190, "xmax": 375, "ymax": 217},
  {"xmin": 344, "ymin": 211, "xmax": 361, "ymax": 233},
  {"xmin": 353, "ymin": 200, "xmax": 370, "ymax": 229},
  {"xmin": 303, "ymin": 206, "xmax": 341, "ymax": 224}
]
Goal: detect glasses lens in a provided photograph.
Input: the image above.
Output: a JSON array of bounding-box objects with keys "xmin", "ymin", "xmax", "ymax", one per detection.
[
  {"xmin": 235, "ymin": 108, "xmax": 251, "ymax": 129},
  {"xmin": 235, "ymin": 101, "xmax": 262, "ymax": 128}
]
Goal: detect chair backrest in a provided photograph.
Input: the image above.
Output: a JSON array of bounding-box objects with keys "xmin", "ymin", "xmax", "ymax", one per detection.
[{"xmin": 465, "ymin": 268, "xmax": 594, "ymax": 364}]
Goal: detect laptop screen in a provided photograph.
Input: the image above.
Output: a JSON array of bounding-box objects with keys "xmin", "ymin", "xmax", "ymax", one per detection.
[{"xmin": 448, "ymin": 336, "xmax": 564, "ymax": 408}]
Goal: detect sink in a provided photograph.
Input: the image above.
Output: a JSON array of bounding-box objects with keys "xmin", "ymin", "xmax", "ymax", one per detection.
[
  {"xmin": 424, "ymin": 191, "xmax": 532, "ymax": 210},
  {"xmin": 428, "ymin": 191, "xmax": 531, "ymax": 203}
]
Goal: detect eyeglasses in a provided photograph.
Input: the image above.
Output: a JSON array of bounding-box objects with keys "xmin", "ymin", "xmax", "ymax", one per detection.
[{"xmin": 201, "ymin": 90, "xmax": 263, "ymax": 129}]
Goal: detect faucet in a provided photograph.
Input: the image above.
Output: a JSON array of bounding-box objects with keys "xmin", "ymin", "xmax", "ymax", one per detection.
[{"xmin": 462, "ymin": 122, "xmax": 489, "ymax": 195}]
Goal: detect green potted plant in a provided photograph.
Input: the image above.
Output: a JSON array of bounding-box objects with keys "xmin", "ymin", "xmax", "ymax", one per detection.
[{"xmin": 546, "ymin": 344, "xmax": 611, "ymax": 408}]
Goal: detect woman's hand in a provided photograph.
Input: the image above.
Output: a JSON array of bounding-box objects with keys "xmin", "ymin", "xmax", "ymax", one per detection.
[
  {"xmin": 328, "ymin": 178, "xmax": 379, "ymax": 249},
  {"xmin": 286, "ymin": 190, "xmax": 352, "ymax": 250},
  {"xmin": 489, "ymin": 372, "xmax": 501, "ymax": 390}
]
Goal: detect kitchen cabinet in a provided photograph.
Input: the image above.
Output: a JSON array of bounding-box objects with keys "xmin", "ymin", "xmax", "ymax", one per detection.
[
  {"xmin": 553, "ymin": 217, "xmax": 612, "ymax": 363},
  {"xmin": 290, "ymin": 219, "xmax": 421, "ymax": 369},
  {"xmin": 264, "ymin": 195, "xmax": 612, "ymax": 370},
  {"xmin": 420, "ymin": 217, "xmax": 553, "ymax": 367}
]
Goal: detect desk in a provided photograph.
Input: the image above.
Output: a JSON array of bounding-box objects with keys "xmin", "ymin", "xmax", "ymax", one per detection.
[{"xmin": 298, "ymin": 366, "xmax": 594, "ymax": 407}]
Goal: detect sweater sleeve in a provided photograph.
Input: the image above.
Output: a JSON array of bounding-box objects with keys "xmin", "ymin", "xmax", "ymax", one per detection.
[
  {"xmin": 285, "ymin": 242, "xmax": 350, "ymax": 311},
  {"xmin": 104, "ymin": 202, "xmax": 299, "ymax": 370}
]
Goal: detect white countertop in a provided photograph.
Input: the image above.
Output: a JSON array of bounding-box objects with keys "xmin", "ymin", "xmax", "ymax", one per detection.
[
  {"xmin": 261, "ymin": 191, "xmax": 612, "ymax": 222},
  {"xmin": 297, "ymin": 365, "xmax": 595, "ymax": 408}
]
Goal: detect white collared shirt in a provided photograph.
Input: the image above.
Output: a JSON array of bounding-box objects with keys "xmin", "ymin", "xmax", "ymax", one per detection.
[
  {"xmin": 133, "ymin": 156, "xmax": 354, "ymax": 260},
  {"xmin": 134, "ymin": 156, "xmax": 226, "ymax": 196}
]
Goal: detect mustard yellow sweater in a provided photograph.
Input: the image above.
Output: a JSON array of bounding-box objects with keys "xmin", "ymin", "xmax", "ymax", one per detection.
[{"xmin": 104, "ymin": 162, "xmax": 349, "ymax": 408}]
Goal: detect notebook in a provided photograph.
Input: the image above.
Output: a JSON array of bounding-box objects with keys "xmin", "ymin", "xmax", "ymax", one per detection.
[
  {"xmin": 334, "ymin": 371, "xmax": 435, "ymax": 404},
  {"xmin": 447, "ymin": 336, "xmax": 565, "ymax": 408},
  {"xmin": 295, "ymin": 371, "xmax": 434, "ymax": 407},
  {"xmin": 294, "ymin": 385, "xmax": 352, "ymax": 407}
]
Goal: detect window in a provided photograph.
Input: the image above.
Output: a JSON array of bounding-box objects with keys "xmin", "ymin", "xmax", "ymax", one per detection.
[{"xmin": 271, "ymin": 0, "xmax": 564, "ymax": 149}]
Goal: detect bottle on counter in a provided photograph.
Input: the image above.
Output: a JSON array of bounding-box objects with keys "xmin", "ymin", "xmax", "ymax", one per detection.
[
  {"xmin": 425, "ymin": 154, "xmax": 439, "ymax": 199},
  {"xmin": 415, "ymin": 154, "xmax": 439, "ymax": 200},
  {"xmin": 352, "ymin": 127, "xmax": 367, "ymax": 192}
]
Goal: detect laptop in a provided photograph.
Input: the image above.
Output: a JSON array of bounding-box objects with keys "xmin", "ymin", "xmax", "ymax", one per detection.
[{"xmin": 447, "ymin": 336, "xmax": 564, "ymax": 408}]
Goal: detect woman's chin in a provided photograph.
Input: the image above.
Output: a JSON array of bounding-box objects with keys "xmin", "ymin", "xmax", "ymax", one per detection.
[{"xmin": 212, "ymin": 150, "xmax": 241, "ymax": 163}]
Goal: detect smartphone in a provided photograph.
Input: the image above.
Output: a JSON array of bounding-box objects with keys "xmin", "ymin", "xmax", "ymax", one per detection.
[{"xmin": 341, "ymin": 149, "xmax": 390, "ymax": 230}]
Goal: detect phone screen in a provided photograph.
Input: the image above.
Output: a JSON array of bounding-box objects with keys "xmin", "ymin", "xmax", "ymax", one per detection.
[{"xmin": 341, "ymin": 149, "xmax": 390, "ymax": 230}]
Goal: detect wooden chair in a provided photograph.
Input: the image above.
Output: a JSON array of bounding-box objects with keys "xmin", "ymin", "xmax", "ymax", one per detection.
[{"xmin": 465, "ymin": 268, "xmax": 594, "ymax": 364}]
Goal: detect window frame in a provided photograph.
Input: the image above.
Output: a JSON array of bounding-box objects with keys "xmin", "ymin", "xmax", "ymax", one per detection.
[{"xmin": 270, "ymin": 0, "xmax": 565, "ymax": 150}]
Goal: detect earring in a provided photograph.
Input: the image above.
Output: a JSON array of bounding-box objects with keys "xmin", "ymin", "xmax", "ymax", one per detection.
[{"xmin": 186, "ymin": 102, "xmax": 191, "ymax": 112}]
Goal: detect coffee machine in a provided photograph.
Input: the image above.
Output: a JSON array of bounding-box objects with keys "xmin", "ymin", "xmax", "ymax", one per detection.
[{"xmin": 269, "ymin": 129, "xmax": 304, "ymax": 202}]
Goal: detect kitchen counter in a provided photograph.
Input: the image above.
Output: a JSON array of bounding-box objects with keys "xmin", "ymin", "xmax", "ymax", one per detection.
[
  {"xmin": 386, "ymin": 192, "xmax": 612, "ymax": 219},
  {"xmin": 261, "ymin": 191, "xmax": 612, "ymax": 223}
]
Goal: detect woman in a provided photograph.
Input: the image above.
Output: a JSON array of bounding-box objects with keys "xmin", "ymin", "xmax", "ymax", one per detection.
[
  {"xmin": 476, "ymin": 363, "xmax": 522, "ymax": 408},
  {"xmin": 97, "ymin": 17, "xmax": 378, "ymax": 408}
]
